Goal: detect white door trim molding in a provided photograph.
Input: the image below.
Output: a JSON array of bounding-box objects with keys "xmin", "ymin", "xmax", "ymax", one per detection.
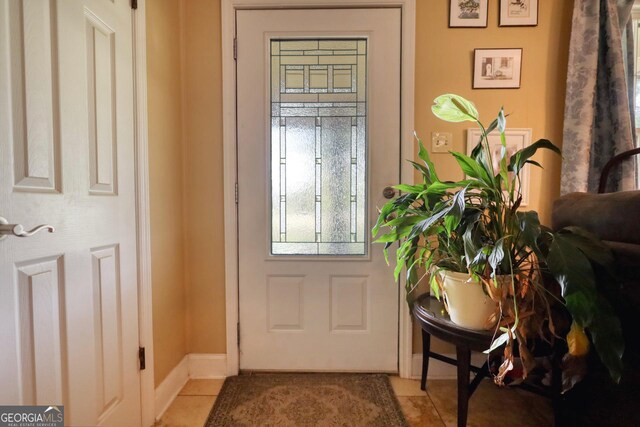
[
  {"xmin": 132, "ymin": 1, "xmax": 155, "ymax": 426},
  {"xmin": 221, "ymin": 0, "xmax": 416, "ymax": 378}
]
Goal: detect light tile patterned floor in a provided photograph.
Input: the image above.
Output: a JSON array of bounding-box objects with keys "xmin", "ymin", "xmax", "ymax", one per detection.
[
  {"xmin": 156, "ymin": 377, "xmax": 552, "ymax": 427},
  {"xmin": 154, "ymin": 380, "xmax": 223, "ymax": 427}
]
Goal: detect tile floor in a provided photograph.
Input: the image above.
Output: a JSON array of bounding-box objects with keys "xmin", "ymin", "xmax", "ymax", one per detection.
[{"xmin": 155, "ymin": 377, "xmax": 552, "ymax": 427}]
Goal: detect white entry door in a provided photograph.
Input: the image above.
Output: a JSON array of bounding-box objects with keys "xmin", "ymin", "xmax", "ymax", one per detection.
[
  {"xmin": 237, "ymin": 8, "xmax": 401, "ymax": 371},
  {"xmin": 0, "ymin": 1, "xmax": 141, "ymax": 425}
]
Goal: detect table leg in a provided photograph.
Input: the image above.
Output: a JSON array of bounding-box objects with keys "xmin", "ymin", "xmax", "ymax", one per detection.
[
  {"xmin": 456, "ymin": 345, "xmax": 471, "ymax": 427},
  {"xmin": 468, "ymin": 361, "xmax": 489, "ymax": 396},
  {"xmin": 551, "ymin": 350, "xmax": 564, "ymax": 425},
  {"xmin": 421, "ymin": 328, "xmax": 431, "ymax": 391}
]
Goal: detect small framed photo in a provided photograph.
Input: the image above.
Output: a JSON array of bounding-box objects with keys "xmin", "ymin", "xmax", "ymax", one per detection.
[
  {"xmin": 467, "ymin": 128, "xmax": 532, "ymax": 206},
  {"xmin": 499, "ymin": 0, "xmax": 539, "ymax": 27},
  {"xmin": 473, "ymin": 48, "xmax": 523, "ymax": 89},
  {"xmin": 449, "ymin": 0, "xmax": 488, "ymax": 28}
]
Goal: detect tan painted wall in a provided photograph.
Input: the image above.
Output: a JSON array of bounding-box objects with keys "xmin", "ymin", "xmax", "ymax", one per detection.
[
  {"xmin": 182, "ymin": 0, "xmax": 227, "ymax": 354},
  {"xmin": 146, "ymin": 0, "xmax": 575, "ymax": 378},
  {"xmin": 146, "ymin": 0, "xmax": 188, "ymax": 384},
  {"xmin": 415, "ymin": 0, "xmax": 572, "ymax": 224}
]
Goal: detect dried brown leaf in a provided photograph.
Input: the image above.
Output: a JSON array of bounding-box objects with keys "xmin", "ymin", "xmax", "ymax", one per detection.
[
  {"xmin": 494, "ymin": 345, "xmax": 514, "ymax": 386},
  {"xmin": 516, "ymin": 331, "xmax": 535, "ymax": 378}
]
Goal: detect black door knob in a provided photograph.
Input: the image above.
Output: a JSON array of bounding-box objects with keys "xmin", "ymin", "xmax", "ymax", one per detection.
[{"xmin": 382, "ymin": 187, "xmax": 396, "ymax": 199}]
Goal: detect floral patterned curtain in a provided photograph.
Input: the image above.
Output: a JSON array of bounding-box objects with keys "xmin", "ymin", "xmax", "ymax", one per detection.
[{"xmin": 562, "ymin": 0, "xmax": 637, "ymax": 194}]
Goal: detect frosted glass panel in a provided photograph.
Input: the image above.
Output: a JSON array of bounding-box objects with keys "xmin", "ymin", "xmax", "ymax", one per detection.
[{"xmin": 271, "ymin": 39, "xmax": 367, "ymax": 255}]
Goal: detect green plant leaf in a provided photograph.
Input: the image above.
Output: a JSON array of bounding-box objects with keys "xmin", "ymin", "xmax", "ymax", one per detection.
[
  {"xmin": 463, "ymin": 227, "xmax": 479, "ymax": 262},
  {"xmin": 407, "ymin": 160, "xmax": 431, "ymax": 183},
  {"xmin": 416, "ymin": 133, "xmax": 440, "ymax": 183},
  {"xmin": 382, "ymin": 215, "xmax": 424, "ymax": 229},
  {"xmin": 470, "ymin": 118, "xmax": 498, "ymax": 162},
  {"xmin": 587, "ymin": 296, "xmax": 625, "ymax": 383},
  {"xmin": 488, "ymin": 237, "xmax": 505, "ymax": 276},
  {"xmin": 470, "ymin": 140, "xmax": 483, "ymax": 161},
  {"xmin": 560, "ymin": 284, "xmax": 597, "ymax": 326},
  {"xmin": 429, "ymin": 269, "xmax": 441, "ymax": 300},
  {"xmin": 556, "ymin": 227, "xmax": 614, "ymax": 270},
  {"xmin": 525, "ymin": 160, "xmax": 543, "ymax": 169},
  {"xmin": 425, "ymin": 181, "xmax": 459, "ymax": 193},
  {"xmin": 372, "ymin": 200, "xmax": 395, "ymax": 237},
  {"xmin": 450, "ymin": 152, "xmax": 492, "ymax": 184},
  {"xmin": 516, "ymin": 211, "xmax": 541, "ymax": 255},
  {"xmin": 509, "ymin": 139, "xmax": 561, "ymax": 176},
  {"xmin": 546, "ymin": 232, "xmax": 625, "ymax": 382},
  {"xmin": 393, "ymin": 184, "xmax": 426, "ymax": 194},
  {"xmin": 485, "ymin": 118, "xmax": 499, "ymax": 136},
  {"xmin": 471, "ymin": 245, "xmax": 491, "ymax": 267},
  {"xmin": 547, "ymin": 233, "xmax": 597, "ymax": 298},
  {"xmin": 375, "ymin": 232, "xmax": 401, "ymax": 244},
  {"xmin": 412, "ymin": 187, "xmax": 467, "ymax": 238},
  {"xmin": 432, "ymin": 94, "xmax": 479, "ymax": 123}
]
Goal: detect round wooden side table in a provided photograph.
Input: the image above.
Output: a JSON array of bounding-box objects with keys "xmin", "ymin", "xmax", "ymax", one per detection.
[{"xmin": 413, "ymin": 293, "xmax": 495, "ymax": 427}]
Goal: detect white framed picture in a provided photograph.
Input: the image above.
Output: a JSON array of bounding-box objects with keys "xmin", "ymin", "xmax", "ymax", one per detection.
[
  {"xmin": 466, "ymin": 128, "xmax": 532, "ymax": 206},
  {"xmin": 473, "ymin": 48, "xmax": 523, "ymax": 89},
  {"xmin": 449, "ymin": 0, "xmax": 488, "ymax": 28},
  {"xmin": 499, "ymin": 0, "xmax": 539, "ymax": 27}
]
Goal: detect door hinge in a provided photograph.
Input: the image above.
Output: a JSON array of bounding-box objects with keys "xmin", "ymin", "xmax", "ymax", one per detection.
[
  {"xmin": 237, "ymin": 322, "xmax": 240, "ymax": 347},
  {"xmin": 139, "ymin": 347, "xmax": 146, "ymax": 370},
  {"xmin": 233, "ymin": 38, "xmax": 237, "ymax": 60},
  {"xmin": 235, "ymin": 182, "xmax": 239, "ymax": 204},
  {"xmin": 131, "ymin": 0, "xmax": 138, "ymax": 10}
]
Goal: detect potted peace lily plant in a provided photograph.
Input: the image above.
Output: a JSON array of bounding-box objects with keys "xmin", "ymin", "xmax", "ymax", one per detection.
[{"xmin": 373, "ymin": 94, "xmax": 625, "ymax": 386}]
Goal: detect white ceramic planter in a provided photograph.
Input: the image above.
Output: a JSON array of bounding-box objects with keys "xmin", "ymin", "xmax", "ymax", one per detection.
[{"xmin": 440, "ymin": 270, "xmax": 497, "ymax": 330}]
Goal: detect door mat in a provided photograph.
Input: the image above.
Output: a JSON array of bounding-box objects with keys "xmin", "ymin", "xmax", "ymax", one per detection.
[{"xmin": 204, "ymin": 373, "xmax": 408, "ymax": 426}]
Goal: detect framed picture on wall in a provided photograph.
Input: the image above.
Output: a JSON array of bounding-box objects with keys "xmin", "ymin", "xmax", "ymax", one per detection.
[
  {"xmin": 449, "ymin": 0, "xmax": 488, "ymax": 28},
  {"xmin": 499, "ymin": 0, "xmax": 539, "ymax": 27},
  {"xmin": 473, "ymin": 48, "xmax": 523, "ymax": 89},
  {"xmin": 467, "ymin": 128, "xmax": 533, "ymax": 206}
]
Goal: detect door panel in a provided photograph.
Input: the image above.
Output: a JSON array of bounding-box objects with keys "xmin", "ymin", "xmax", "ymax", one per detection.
[
  {"xmin": 15, "ymin": 256, "xmax": 66, "ymax": 405},
  {"xmin": 0, "ymin": 1, "xmax": 140, "ymax": 425},
  {"xmin": 7, "ymin": 0, "xmax": 61, "ymax": 192},
  {"xmin": 237, "ymin": 8, "xmax": 401, "ymax": 372}
]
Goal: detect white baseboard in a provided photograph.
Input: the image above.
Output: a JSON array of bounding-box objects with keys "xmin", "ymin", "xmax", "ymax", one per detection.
[
  {"xmin": 411, "ymin": 353, "xmax": 488, "ymax": 380},
  {"xmin": 155, "ymin": 353, "xmax": 228, "ymax": 420},
  {"xmin": 189, "ymin": 353, "xmax": 227, "ymax": 379},
  {"xmin": 154, "ymin": 355, "xmax": 189, "ymax": 420}
]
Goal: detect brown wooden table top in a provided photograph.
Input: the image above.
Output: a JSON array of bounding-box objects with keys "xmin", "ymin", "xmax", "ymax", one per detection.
[{"xmin": 413, "ymin": 293, "xmax": 496, "ymax": 352}]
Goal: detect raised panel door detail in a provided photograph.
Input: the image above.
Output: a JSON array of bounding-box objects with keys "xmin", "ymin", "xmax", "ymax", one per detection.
[
  {"xmin": 271, "ymin": 39, "xmax": 367, "ymax": 255},
  {"xmin": 90, "ymin": 245, "xmax": 123, "ymax": 420},
  {"xmin": 330, "ymin": 276, "xmax": 368, "ymax": 332},
  {"xmin": 267, "ymin": 276, "xmax": 305, "ymax": 331},
  {"xmin": 8, "ymin": 0, "xmax": 61, "ymax": 193},
  {"xmin": 15, "ymin": 255, "xmax": 66, "ymax": 405},
  {"xmin": 85, "ymin": 9, "xmax": 118, "ymax": 195}
]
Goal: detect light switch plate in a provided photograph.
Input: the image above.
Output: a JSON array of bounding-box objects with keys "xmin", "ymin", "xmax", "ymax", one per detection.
[{"xmin": 431, "ymin": 132, "xmax": 452, "ymax": 153}]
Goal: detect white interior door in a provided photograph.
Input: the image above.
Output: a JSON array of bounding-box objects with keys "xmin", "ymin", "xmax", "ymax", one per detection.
[
  {"xmin": 237, "ymin": 8, "xmax": 401, "ymax": 372},
  {"xmin": 0, "ymin": 0, "xmax": 141, "ymax": 425}
]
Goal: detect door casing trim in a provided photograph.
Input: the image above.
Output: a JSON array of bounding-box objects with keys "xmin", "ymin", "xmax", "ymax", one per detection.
[
  {"xmin": 221, "ymin": 0, "xmax": 416, "ymax": 378},
  {"xmin": 132, "ymin": 1, "xmax": 156, "ymax": 425}
]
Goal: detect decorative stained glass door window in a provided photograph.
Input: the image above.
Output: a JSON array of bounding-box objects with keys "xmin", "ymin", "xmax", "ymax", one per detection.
[{"xmin": 270, "ymin": 39, "xmax": 367, "ymax": 255}]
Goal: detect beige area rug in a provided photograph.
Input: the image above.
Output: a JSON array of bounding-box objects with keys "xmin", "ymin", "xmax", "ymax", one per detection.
[{"xmin": 204, "ymin": 373, "xmax": 408, "ymax": 426}]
